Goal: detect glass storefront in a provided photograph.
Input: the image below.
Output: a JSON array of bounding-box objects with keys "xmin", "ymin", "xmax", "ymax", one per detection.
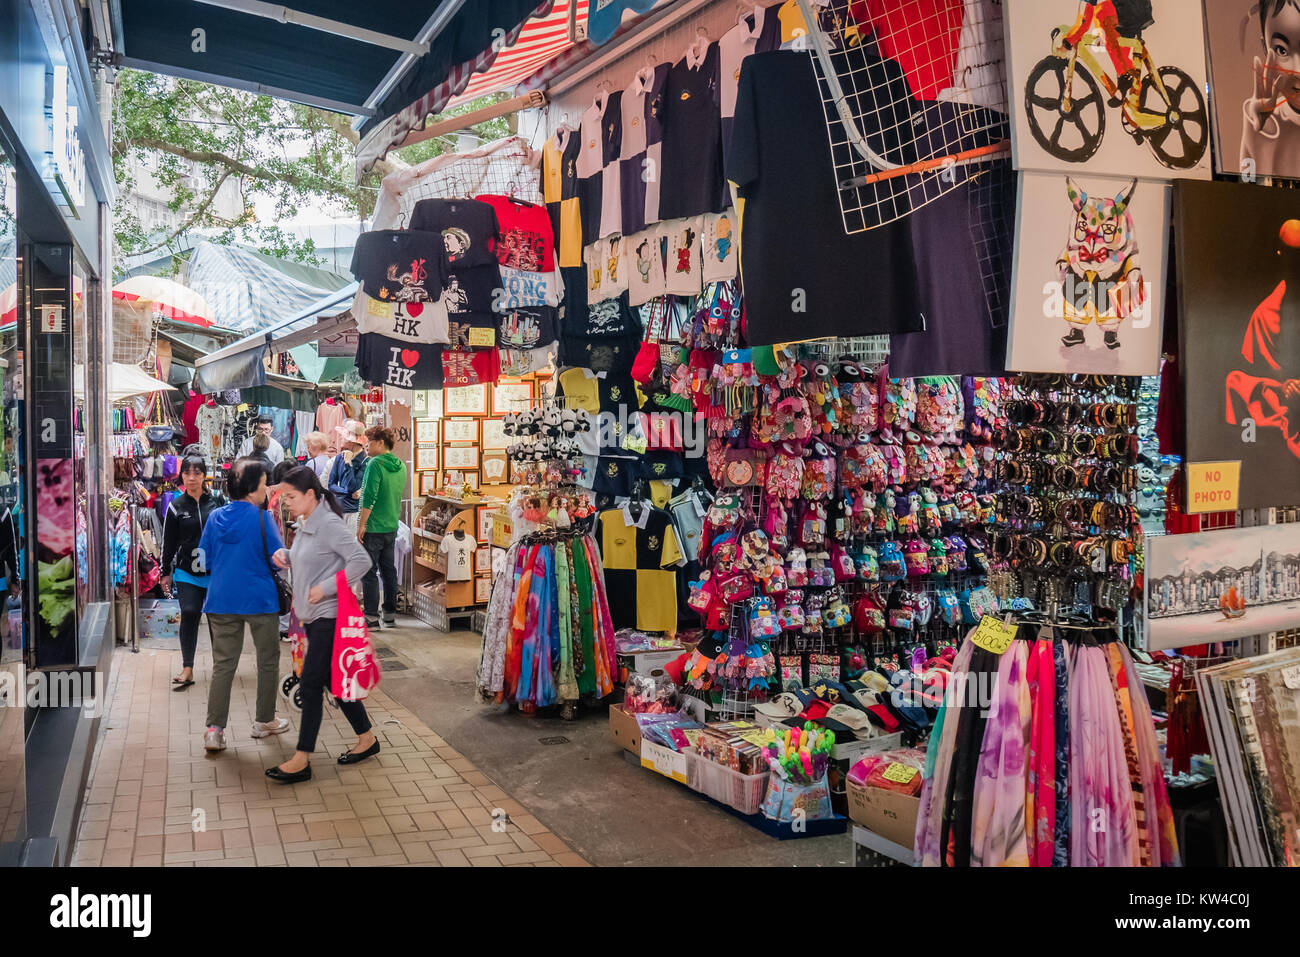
[{"xmin": 0, "ymin": 139, "xmax": 24, "ymax": 853}]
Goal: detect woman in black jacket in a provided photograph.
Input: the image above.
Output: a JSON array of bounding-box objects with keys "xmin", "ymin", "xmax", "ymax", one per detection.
[{"xmin": 161, "ymin": 455, "xmax": 226, "ymax": 690}]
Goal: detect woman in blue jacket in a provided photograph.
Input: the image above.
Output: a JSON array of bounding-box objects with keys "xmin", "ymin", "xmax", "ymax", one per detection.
[{"xmin": 197, "ymin": 457, "xmax": 291, "ymax": 752}]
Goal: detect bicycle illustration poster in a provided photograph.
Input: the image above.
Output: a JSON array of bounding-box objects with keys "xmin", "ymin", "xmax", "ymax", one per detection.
[
  {"xmin": 1204, "ymin": 1, "xmax": 1300, "ymax": 180},
  {"xmin": 1174, "ymin": 179, "xmax": 1300, "ymax": 510},
  {"xmin": 1006, "ymin": 170, "xmax": 1169, "ymax": 375},
  {"xmin": 1005, "ymin": 0, "xmax": 1213, "ymax": 180}
]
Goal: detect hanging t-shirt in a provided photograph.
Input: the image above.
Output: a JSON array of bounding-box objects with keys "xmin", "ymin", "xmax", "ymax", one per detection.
[
  {"xmin": 353, "ymin": 291, "xmax": 450, "ymax": 345},
  {"xmin": 408, "ymin": 198, "xmax": 500, "ymax": 269},
  {"xmin": 356, "ymin": 333, "xmax": 445, "ymax": 390},
  {"xmin": 446, "ymin": 314, "xmax": 497, "ymax": 350},
  {"xmin": 618, "ymin": 66, "xmax": 665, "ymax": 237},
  {"xmin": 439, "ymin": 532, "xmax": 477, "ymax": 582},
  {"xmin": 596, "ymin": 503, "xmax": 684, "ymax": 631},
  {"xmin": 659, "ymin": 42, "xmax": 728, "ymax": 220},
  {"xmin": 643, "ymin": 62, "xmax": 671, "ymax": 227},
  {"xmin": 700, "ymin": 210, "xmax": 738, "ymax": 283},
  {"xmin": 545, "ymin": 129, "xmax": 584, "ymax": 268},
  {"xmin": 719, "ymin": 7, "xmax": 768, "ymax": 165},
  {"xmin": 560, "ymin": 331, "xmax": 641, "ymax": 375},
  {"xmin": 663, "ymin": 217, "xmax": 703, "ymax": 297},
  {"xmin": 728, "ymin": 51, "xmax": 923, "ymax": 345},
  {"xmin": 442, "ymin": 347, "xmax": 500, "ymax": 388},
  {"xmin": 626, "ymin": 226, "xmax": 668, "ymax": 306},
  {"xmin": 441, "ymin": 263, "xmax": 502, "ymax": 322},
  {"xmin": 498, "ymin": 306, "xmax": 559, "ymax": 351},
  {"xmin": 475, "ymin": 194, "xmax": 556, "ymax": 272},
  {"xmin": 571, "ymin": 293, "xmax": 640, "ymax": 339},
  {"xmin": 603, "ymin": 235, "xmax": 629, "ymax": 299},
  {"xmin": 849, "ymin": 0, "xmax": 964, "ymax": 102},
  {"xmin": 496, "ymin": 266, "xmax": 564, "ymax": 309},
  {"xmin": 350, "ymin": 229, "xmax": 446, "ymax": 302},
  {"xmin": 499, "ymin": 343, "xmax": 555, "ymax": 378},
  {"xmin": 889, "ymin": 178, "xmax": 1009, "ymax": 376}
]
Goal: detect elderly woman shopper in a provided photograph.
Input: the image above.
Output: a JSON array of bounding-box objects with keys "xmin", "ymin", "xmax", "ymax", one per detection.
[{"xmin": 267, "ymin": 466, "xmax": 377, "ymax": 783}]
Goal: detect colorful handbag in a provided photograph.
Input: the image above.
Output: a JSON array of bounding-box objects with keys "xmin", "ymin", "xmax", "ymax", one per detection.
[
  {"xmin": 749, "ymin": 596, "xmax": 782, "ymax": 639},
  {"xmin": 877, "ymin": 541, "xmax": 906, "ymax": 581}
]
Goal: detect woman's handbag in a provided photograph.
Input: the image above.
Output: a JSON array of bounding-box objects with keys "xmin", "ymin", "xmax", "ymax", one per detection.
[
  {"xmin": 331, "ymin": 569, "xmax": 381, "ymax": 702},
  {"xmin": 258, "ymin": 511, "xmax": 293, "ymax": 616},
  {"xmin": 631, "ymin": 297, "xmax": 670, "ymax": 385}
]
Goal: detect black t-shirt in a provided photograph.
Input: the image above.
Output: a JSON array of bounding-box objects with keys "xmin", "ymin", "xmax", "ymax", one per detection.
[
  {"xmin": 498, "ymin": 306, "xmax": 559, "ymax": 350},
  {"xmin": 355, "ymin": 333, "xmax": 445, "ymax": 390},
  {"xmin": 408, "ymin": 198, "xmax": 501, "ymax": 269},
  {"xmin": 442, "ymin": 262, "xmax": 503, "ymax": 318},
  {"xmin": 350, "ymin": 230, "xmax": 446, "ymax": 302},
  {"xmin": 658, "ymin": 42, "xmax": 728, "ymax": 219},
  {"xmin": 565, "ymin": 292, "xmax": 640, "ymax": 339},
  {"xmin": 727, "ymin": 52, "xmax": 923, "ymax": 346}
]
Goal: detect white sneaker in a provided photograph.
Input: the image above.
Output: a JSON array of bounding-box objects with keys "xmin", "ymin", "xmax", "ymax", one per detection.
[
  {"xmin": 204, "ymin": 727, "xmax": 227, "ymax": 752},
  {"xmin": 251, "ymin": 718, "xmax": 291, "ymax": 738}
]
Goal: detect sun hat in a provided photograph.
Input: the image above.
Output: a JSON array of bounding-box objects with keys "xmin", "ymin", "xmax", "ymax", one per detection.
[{"xmin": 335, "ymin": 419, "xmax": 366, "ymax": 446}]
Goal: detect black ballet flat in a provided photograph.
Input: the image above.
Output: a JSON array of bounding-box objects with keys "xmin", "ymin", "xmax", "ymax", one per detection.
[
  {"xmin": 265, "ymin": 764, "xmax": 312, "ymax": 784},
  {"xmin": 337, "ymin": 740, "xmax": 380, "ymax": 765}
]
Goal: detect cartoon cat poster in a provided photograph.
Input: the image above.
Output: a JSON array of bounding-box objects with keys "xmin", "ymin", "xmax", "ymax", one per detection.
[
  {"xmin": 1175, "ymin": 178, "xmax": 1300, "ymax": 509},
  {"xmin": 1006, "ymin": 170, "xmax": 1170, "ymax": 375}
]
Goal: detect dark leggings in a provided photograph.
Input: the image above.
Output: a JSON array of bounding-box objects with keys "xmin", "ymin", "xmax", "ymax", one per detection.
[
  {"xmin": 297, "ymin": 616, "xmax": 372, "ymax": 754},
  {"xmin": 176, "ymin": 581, "xmax": 207, "ymax": 669}
]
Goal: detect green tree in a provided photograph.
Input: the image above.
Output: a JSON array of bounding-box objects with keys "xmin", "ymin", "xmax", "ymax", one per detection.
[{"xmin": 112, "ymin": 70, "xmax": 515, "ymax": 273}]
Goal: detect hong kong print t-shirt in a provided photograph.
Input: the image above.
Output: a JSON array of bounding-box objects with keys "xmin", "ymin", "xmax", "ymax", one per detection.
[
  {"xmin": 408, "ymin": 198, "xmax": 500, "ymax": 270},
  {"xmin": 356, "ymin": 333, "xmax": 445, "ymax": 390},
  {"xmin": 498, "ymin": 306, "xmax": 559, "ymax": 351},
  {"xmin": 496, "ymin": 265, "xmax": 565, "ymax": 309},
  {"xmin": 350, "ymin": 229, "xmax": 447, "ymax": 302},
  {"xmin": 440, "ymin": 263, "xmax": 502, "ymax": 321},
  {"xmin": 353, "ymin": 292, "xmax": 450, "ymax": 344},
  {"xmin": 475, "ymin": 194, "xmax": 556, "ymax": 272}
]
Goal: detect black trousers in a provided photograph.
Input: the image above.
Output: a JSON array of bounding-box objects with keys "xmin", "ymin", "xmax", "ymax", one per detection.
[
  {"xmin": 176, "ymin": 581, "xmax": 207, "ymax": 668},
  {"xmin": 297, "ymin": 616, "xmax": 372, "ymax": 754},
  {"xmin": 361, "ymin": 530, "xmax": 398, "ymax": 620}
]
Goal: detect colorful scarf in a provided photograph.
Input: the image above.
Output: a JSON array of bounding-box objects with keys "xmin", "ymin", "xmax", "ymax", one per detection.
[
  {"xmin": 1069, "ymin": 644, "xmax": 1138, "ymax": 866},
  {"xmin": 1025, "ymin": 636, "xmax": 1057, "ymax": 866},
  {"xmin": 970, "ymin": 641, "xmax": 1031, "ymax": 866}
]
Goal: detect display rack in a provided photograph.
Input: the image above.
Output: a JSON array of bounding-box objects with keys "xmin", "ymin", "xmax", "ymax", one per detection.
[{"xmin": 411, "ymin": 500, "xmax": 480, "ymax": 631}]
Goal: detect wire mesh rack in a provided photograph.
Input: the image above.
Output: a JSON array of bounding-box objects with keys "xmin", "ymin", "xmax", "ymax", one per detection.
[{"xmin": 794, "ymin": 0, "xmax": 1011, "ymax": 234}]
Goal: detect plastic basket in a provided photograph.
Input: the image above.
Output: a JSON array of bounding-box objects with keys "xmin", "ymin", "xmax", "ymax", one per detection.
[{"xmin": 686, "ymin": 751, "xmax": 770, "ymax": 816}]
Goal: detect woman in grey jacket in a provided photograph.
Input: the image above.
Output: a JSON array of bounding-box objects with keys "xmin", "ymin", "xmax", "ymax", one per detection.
[{"xmin": 267, "ymin": 466, "xmax": 376, "ymax": 783}]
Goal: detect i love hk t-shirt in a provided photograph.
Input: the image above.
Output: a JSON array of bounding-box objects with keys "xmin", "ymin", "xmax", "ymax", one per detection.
[
  {"xmin": 355, "ymin": 333, "xmax": 445, "ymax": 390},
  {"xmin": 353, "ymin": 291, "xmax": 449, "ymax": 344}
]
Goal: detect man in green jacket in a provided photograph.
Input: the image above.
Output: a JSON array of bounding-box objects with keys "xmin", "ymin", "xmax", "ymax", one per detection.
[{"xmin": 356, "ymin": 425, "xmax": 407, "ymax": 627}]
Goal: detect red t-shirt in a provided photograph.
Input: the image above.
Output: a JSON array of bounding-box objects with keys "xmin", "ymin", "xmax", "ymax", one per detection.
[
  {"xmin": 474, "ymin": 195, "xmax": 555, "ymax": 272},
  {"xmin": 850, "ymin": 0, "xmax": 964, "ymax": 102}
]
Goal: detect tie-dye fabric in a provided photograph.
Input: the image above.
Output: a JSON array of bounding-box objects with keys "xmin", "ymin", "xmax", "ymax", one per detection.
[
  {"xmin": 1052, "ymin": 635, "xmax": 1072, "ymax": 867},
  {"xmin": 1069, "ymin": 644, "xmax": 1138, "ymax": 866},
  {"xmin": 971, "ymin": 641, "xmax": 1031, "ymax": 866}
]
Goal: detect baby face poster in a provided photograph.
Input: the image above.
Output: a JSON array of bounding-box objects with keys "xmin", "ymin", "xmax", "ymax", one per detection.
[
  {"xmin": 1205, "ymin": 0, "xmax": 1300, "ymax": 179},
  {"xmin": 1174, "ymin": 178, "xmax": 1300, "ymax": 509}
]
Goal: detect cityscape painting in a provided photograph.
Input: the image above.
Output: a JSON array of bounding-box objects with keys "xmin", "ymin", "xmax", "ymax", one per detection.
[{"xmin": 1146, "ymin": 524, "xmax": 1300, "ymax": 651}]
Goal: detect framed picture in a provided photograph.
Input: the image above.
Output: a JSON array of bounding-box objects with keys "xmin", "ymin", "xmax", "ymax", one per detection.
[
  {"xmin": 415, "ymin": 419, "xmax": 439, "ymax": 443},
  {"xmin": 1004, "ymin": 0, "xmax": 1212, "ymax": 180},
  {"xmin": 492, "ymin": 379, "xmax": 533, "ymax": 415},
  {"xmin": 442, "ymin": 418, "xmax": 479, "ymax": 443},
  {"xmin": 474, "ymin": 577, "xmax": 494, "ymax": 604},
  {"xmin": 445, "ymin": 383, "xmax": 487, "ymax": 416},
  {"xmin": 418, "ymin": 471, "xmax": 439, "ymax": 496},
  {"xmin": 427, "ymin": 389, "xmax": 443, "ymax": 420},
  {"xmin": 475, "ymin": 546, "xmax": 493, "ymax": 574},
  {"xmin": 476, "ymin": 506, "xmax": 493, "ymax": 542},
  {"xmin": 480, "ymin": 449, "xmax": 509, "ymax": 485},
  {"xmin": 480, "ymin": 417, "xmax": 509, "ymax": 450},
  {"xmin": 415, "ymin": 445, "xmax": 439, "ymax": 472},
  {"xmin": 444, "ymin": 445, "xmax": 480, "ymax": 470},
  {"xmin": 1006, "ymin": 172, "xmax": 1170, "ymax": 376},
  {"xmin": 443, "ymin": 469, "xmax": 478, "ymax": 491},
  {"xmin": 1174, "ymin": 179, "xmax": 1300, "ymax": 510},
  {"xmin": 1145, "ymin": 523, "xmax": 1300, "ymax": 650}
]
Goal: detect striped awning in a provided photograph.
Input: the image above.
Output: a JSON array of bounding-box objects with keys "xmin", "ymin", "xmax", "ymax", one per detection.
[
  {"xmin": 356, "ymin": 0, "xmax": 567, "ymax": 175},
  {"xmin": 446, "ymin": 1, "xmax": 588, "ymax": 107}
]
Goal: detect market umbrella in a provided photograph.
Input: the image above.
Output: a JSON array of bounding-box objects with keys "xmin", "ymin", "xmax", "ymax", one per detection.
[
  {"xmin": 75, "ymin": 362, "xmax": 177, "ymax": 402},
  {"xmin": 112, "ymin": 276, "xmax": 213, "ymax": 329}
]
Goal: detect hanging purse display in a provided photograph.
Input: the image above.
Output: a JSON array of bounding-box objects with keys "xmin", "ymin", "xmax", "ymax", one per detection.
[{"xmin": 631, "ymin": 297, "xmax": 669, "ymax": 385}]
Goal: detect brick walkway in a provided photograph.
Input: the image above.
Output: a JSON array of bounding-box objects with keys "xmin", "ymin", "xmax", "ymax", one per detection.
[{"xmin": 71, "ymin": 636, "xmax": 587, "ymax": 867}]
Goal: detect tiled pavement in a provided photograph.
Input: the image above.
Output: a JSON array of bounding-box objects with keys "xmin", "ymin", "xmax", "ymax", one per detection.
[{"xmin": 71, "ymin": 634, "xmax": 588, "ymax": 867}]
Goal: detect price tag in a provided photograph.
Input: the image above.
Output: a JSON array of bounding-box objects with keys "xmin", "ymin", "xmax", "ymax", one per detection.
[
  {"xmin": 882, "ymin": 762, "xmax": 918, "ymax": 785},
  {"xmin": 365, "ymin": 299, "xmax": 394, "ymax": 321},
  {"xmin": 1282, "ymin": 665, "xmax": 1300, "ymax": 691},
  {"xmin": 468, "ymin": 327, "xmax": 495, "ymax": 348},
  {"xmin": 971, "ymin": 615, "xmax": 1018, "ymax": 655}
]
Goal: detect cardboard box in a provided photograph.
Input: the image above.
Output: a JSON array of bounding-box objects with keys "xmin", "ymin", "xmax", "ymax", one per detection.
[
  {"xmin": 609, "ymin": 704, "xmax": 642, "ymax": 755},
  {"xmin": 846, "ymin": 779, "xmax": 921, "ymax": 848},
  {"xmin": 640, "ymin": 740, "xmax": 688, "ymax": 783},
  {"xmin": 616, "ymin": 647, "xmax": 685, "ymax": 681}
]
